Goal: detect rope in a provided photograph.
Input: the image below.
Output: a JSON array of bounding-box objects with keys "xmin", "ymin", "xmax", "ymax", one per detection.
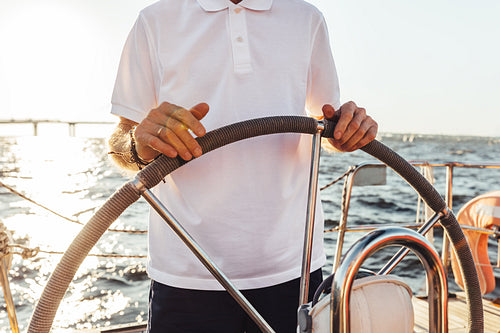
[
  {"xmin": 0, "ymin": 180, "xmax": 147, "ymax": 234},
  {"xmin": 35, "ymin": 248, "xmax": 147, "ymax": 259},
  {"xmin": 2, "ymin": 244, "xmax": 147, "ymax": 260},
  {"xmin": 3, "ymin": 244, "xmax": 40, "ymax": 260},
  {"xmin": 319, "ymin": 166, "xmax": 355, "ymax": 191}
]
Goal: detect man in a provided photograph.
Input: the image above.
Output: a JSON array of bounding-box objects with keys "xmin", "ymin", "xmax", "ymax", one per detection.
[{"xmin": 108, "ymin": 0, "xmax": 377, "ymax": 332}]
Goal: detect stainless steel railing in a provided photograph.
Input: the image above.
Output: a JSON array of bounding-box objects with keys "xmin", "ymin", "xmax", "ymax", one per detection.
[{"xmin": 329, "ymin": 162, "xmax": 500, "ymax": 273}]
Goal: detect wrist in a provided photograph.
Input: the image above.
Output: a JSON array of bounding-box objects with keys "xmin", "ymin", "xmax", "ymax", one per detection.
[{"xmin": 129, "ymin": 128, "xmax": 152, "ymax": 169}]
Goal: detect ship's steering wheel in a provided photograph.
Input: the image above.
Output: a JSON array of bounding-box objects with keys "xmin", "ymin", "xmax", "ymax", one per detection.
[{"xmin": 28, "ymin": 116, "xmax": 484, "ymax": 333}]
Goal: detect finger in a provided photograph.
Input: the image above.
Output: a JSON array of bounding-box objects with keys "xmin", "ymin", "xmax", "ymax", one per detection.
[
  {"xmin": 321, "ymin": 104, "xmax": 336, "ymax": 120},
  {"xmin": 135, "ymin": 115, "xmax": 194, "ymax": 160},
  {"xmin": 190, "ymin": 102, "xmax": 210, "ymax": 121},
  {"xmin": 333, "ymin": 101, "xmax": 356, "ymax": 140},
  {"xmin": 354, "ymin": 121, "xmax": 378, "ymax": 150},
  {"xmin": 340, "ymin": 117, "xmax": 377, "ymax": 152},
  {"xmin": 157, "ymin": 125, "xmax": 193, "ymax": 160},
  {"xmin": 166, "ymin": 106, "xmax": 206, "ymax": 137},
  {"xmin": 135, "ymin": 128, "xmax": 178, "ymax": 159},
  {"xmin": 339, "ymin": 119, "xmax": 368, "ymax": 151},
  {"xmin": 163, "ymin": 118, "xmax": 203, "ymax": 158},
  {"xmin": 322, "ymin": 104, "xmax": 343, "ymax": 141},
  {"xmin": 337, "ymin": 107, "xmax": 366, "ymax": 146}
]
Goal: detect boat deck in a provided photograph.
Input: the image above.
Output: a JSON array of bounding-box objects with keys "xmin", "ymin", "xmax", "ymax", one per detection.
[
  {"xmin": 83, "ymin": 292, "xmax": 500, "ymax": 333},
  {"xmin": 413, "ymin": 292, "xmax": 500, "ymax": 333}
]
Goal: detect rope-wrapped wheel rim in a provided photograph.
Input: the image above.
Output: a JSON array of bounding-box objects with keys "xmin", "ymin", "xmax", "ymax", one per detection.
[{"xmin": 28, "ymin": 116, "xmax": 483, "ymax": 333}]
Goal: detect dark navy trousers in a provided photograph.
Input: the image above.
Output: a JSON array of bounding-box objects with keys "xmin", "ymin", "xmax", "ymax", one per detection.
[{"xmin": 148, "ymin": 269, "xmax": 322, "ymax": 333}]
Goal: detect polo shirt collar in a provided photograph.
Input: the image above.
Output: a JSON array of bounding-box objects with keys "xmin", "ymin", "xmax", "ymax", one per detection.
[{"xmin": 197, "ymin": 0, "xmax": 273, "ymax": 12}]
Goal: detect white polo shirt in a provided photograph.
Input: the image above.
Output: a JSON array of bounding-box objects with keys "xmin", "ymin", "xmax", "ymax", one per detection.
[{"xmin": 111, "ymin": 0, "xmax": 340, "ymax": 290}]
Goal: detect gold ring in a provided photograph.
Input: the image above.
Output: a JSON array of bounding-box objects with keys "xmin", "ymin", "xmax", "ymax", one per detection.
[{"xmin": 157, "ymin": 127, "xmax": 163, "ymax": 137}]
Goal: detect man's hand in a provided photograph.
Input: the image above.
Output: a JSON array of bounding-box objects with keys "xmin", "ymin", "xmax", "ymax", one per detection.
[
  {"xmin": 322, "ymin": 101, "xmax": 378, "ymax": 152},
  {"xmin": 134, "ymin": 102, "xmax": 210, "ymax": 161}
]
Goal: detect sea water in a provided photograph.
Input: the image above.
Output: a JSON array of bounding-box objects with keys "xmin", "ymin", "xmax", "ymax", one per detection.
[{"xmin": 0, "ymin": 131, "xmax": 499, "ymax": 332}]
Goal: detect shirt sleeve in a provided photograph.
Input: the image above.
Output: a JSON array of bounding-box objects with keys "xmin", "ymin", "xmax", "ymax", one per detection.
[
  {"xmin": 306, "ymin": 14, "xmax": 341, "ymax": 118},
  {"xmin": 111, "ymin": 13, "xmax": 160, "ymax": 123}
]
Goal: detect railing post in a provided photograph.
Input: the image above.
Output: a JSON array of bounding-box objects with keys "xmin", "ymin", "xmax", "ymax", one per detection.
[
  {"xmin": 331, "ymin": 227, "xmax": 448, "ymax": 333},
  {"xmin": 0, "ymin": 224, "xmax": 19, "ymax": 333},
  {"xmin": 441, "ymin": 164, "xmax": 454, "ymax": 269},
  {"xmin": 299, "ymin": 126, "xmax": 323, "ymax": 306},
  {"xmin": 69, "ymin": 123, "xmax": 76, "ymax": 137}
]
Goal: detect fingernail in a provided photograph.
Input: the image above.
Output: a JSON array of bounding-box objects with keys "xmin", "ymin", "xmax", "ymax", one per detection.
[
  {"xmin": 334, "ymin": 131, "xmax": 342, "ymax": 139},
  {"xmin": 194, "ymin": 147, "xmax": 202, "ymax": 157}
]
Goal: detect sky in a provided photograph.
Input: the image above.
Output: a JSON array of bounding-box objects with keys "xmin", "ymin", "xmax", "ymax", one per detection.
[{"xmin": 0, "ymin": 0, "xmax": 498, "ymax": 137}]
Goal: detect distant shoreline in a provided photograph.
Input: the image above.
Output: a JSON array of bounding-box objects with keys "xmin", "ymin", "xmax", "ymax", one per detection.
[{"xmin": 0, "ymin": 121, "xmax": 498, "ymax": 140}]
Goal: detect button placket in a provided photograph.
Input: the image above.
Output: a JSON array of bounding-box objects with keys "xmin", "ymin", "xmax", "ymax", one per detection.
[{"xmin": 228, "ymin": 5, "xmax": 252, "ymax": 74}]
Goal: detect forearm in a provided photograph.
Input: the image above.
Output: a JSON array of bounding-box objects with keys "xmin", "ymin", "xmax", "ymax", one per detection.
[{"xmin": 108, "ymin": 120, "xmax": 141, "ymax": 172}]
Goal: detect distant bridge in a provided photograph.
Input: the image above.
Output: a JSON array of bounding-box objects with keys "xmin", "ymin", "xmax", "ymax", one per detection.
[{"xmin": 0, "ymin": 119, "xmax": 114, "ymax": 136}]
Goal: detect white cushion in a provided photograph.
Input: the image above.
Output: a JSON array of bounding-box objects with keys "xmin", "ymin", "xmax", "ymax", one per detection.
[{"xmin": 309, "ymin": 275, "xmax": 414, "ymax": 333}]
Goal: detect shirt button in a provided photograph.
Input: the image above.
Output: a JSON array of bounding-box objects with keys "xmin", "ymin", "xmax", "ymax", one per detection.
[
  {"xmin": 236, "ymin": 36, "xmax": 244, "ymax": 42},
  {"xmin": 234, "ymin": 8, "xmax": 242, "ymax": 14}
]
